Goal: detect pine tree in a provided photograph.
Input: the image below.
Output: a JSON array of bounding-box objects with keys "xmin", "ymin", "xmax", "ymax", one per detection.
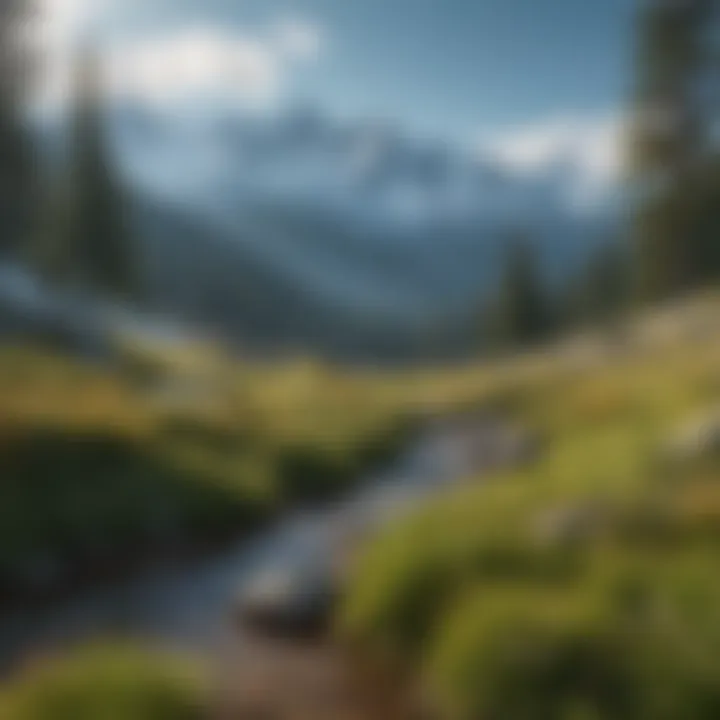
[
  {"xmin": 487, "ymin": 234, "xmax": 552, "ymax": 351},
  {"xmin": 564, "ymin": 242, "xmax": 631, "ymax": 329},
  {"xmin": 41, "ymin": 46, "xmax": 138, "ymax": 302},
  {"xmin": 0, "ymin": 0, "xmax": 35, "ymax": 258},
  {"xmin": 628, "ymin": 0, "xmax": 719, "ymax": 300}
]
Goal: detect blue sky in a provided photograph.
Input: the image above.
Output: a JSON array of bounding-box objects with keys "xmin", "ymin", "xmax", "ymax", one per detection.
[
  {"xmin": 39, "ymin": 0, "xmax": 638, "ymax": 183},
  {"xmin": 220, "ymin": 0, "xmax": 638, "ymax": 139}
]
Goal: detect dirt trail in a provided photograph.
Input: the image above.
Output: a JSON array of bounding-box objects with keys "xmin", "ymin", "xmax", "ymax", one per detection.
[{"xmin": 214, "ymin": 636, "xmax": 417, "ymax": 720}]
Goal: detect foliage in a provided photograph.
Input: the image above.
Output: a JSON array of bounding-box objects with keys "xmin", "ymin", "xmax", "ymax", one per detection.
[
  {"xmin": 0, "ymin": 644, "xmax": 206, "ymax": 720},
  {"xmin": 342, "ymin": 297, "xmax": 720, "ymax": 718},
  {"xmin": 0, "ymin": 0, "xmax": 34, "ymax": 258},
  {"xmin": 486, "ymin": 234, "xmax": 553, "ymax": 351},
  {"xmin": 0, "ymin": 346, "xmax": 416, "ymax": 596},
  {"xmin": 561, "ymin": 241, "xmax": 631, "ymax": 330},
  {"xmin": 629, "ymin": 0, "xmax": 718, "ymax": 301},
  {"xmin": 33, "ymin": 47, "xmax": 138, "ymax": 301}
]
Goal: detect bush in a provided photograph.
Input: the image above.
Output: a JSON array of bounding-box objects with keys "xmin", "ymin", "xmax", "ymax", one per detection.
[
  {"xmin": 0, "ymin": 644, "xmax": 206, "ymax": 720},
  {"xmin": 429, "ymin": 586, "xmax": 633, "ymax": 720},
  {"xmin": 341, "ymin": 320, "xmax": 720, "ymax": 719}
]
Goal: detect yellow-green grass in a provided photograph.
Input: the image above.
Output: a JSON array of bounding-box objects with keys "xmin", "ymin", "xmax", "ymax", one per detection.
[
  {"xmin": 4, "ymin": 295, "xmax": 720, "ymax": 717},
  {"xmin": 0, "ymin": 643, "xmax": 206, "ymax": 720},
  {"xmin": 341, "ymin": 295, "xmax": 720, "ymax": 719},
  {"xmin": 0, "ymin": 346, "xmax": 417, "ymax": 594}
]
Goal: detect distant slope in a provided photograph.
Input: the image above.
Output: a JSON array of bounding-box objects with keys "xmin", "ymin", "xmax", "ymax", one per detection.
[
  {"xmin": 29, "ymin": 104, "xmax": 620, "ymax": 360},
  {"xmin": 132, "ymin": 190, "xmax": 615, "ymax": 360}
]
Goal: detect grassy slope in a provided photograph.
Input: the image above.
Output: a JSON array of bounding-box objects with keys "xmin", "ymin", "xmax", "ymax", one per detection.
[
  {"xmin": 341, "ymin": 293, "xmax": 720, "ymax": 719},
  {"xmin": 0, "ymin": 332, "xmax": 497, "ymax": 717},
  {"xmin": 4, "ymin": 294, "xmax": 720, "ymax": 718},
  {"xmin": 0, "ymin": 339, "xmax": 416, "ymax": 596},
  {"xmin": 0, "ymin": 643, "xmax": 207, "ymax": 720}
]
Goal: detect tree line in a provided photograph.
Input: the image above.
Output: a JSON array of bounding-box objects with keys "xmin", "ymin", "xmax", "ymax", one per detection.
[
  {"xmin": 485, "ymin": 0, "xmax": 720, "ymax": 352},
  {"xmin": 0, "ymin": 3, "xmax": 137, "ymax": 303}
]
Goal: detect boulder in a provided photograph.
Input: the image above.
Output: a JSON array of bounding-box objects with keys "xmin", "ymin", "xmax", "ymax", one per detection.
[{"xmin": 667, "ymin": 408, "xmax": 720, "ymax": 464}]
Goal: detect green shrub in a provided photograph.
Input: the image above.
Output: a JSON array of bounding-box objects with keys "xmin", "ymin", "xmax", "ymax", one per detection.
[
  {"xmin": 341, "ymin": 317, "xmax": 720, "ymax": 718},
  {"xmin": 0, "ymin": 644, "xmax": 206, "ymax": 720},
  {"xmin": 429, "ymin": 586, "xmax": 633, "ymax": 720}
]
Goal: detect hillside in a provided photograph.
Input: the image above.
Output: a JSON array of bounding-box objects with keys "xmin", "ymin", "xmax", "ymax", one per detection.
[
  {"xmin": 132, "ymin": 191, "xmax": 612, "ymax": 361},
  {"xmin": 30, "ymin": 103, "xmax": 619, "ymax": 362},
  {"xmin": 0, "ymin": 341, "xmax": 416, "ymax": 602},
  {"xmin": 3, "ymin": 294, "xmax": 720, "ymax": 718},
  {"xmin": 0, "ymin": 103, "xmax": 612, "ymax": 362},
  {"xmin": 340, "ymin": 292, "xmax": 720, "ymax": 719}
]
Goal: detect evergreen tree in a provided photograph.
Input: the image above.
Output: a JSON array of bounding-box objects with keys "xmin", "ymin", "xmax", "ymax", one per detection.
[
  {"xmin": 565, "ymin": 242, "xmax": 631, "ymax": 329},
  {"xmin": 487, "ymin": 234, "xmax": 552, "ymax": 351},
  {"xmin": 0, "ymin": 0, "xmax": 35, "ymax": 258},
  {"xmin": 628, "ymin": 0, "xmax": 719, "ymax": 300},
  {"xmin": 40, "ymin": 46, "xmax": 138, "ymax": 302}
]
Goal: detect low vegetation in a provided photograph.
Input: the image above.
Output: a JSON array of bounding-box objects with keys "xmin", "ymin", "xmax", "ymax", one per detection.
[
  {"xmin": 341, "ymin": 294, "xmax": 720, "ymax": 719},
  {"xmin": 0, "ymin": 644, "xmax": 206, "ymax": 720},
  {"xmin": 4, "ymin": 296, "xmax": 720, "ymax": 718},
  {"xmin": 0, "ymin": 342, "xmax": 414, "ymax": 599}
]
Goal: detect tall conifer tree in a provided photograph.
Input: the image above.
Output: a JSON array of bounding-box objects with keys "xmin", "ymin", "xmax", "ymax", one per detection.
[
  {"xmin": 488, "ymin": 234, "xmax": 551, "ymax": 351},
  {"xmin": 61, "ymin": 46, "xmax": 137, "ymax": 301},
  {"xmin": 34, "ymin": 45, "xmax": 138, "ymax": 301},
  {"xmin": 0, "ymin": 0, "xmax": 34, "ymax": 258},
  {"xmin": 629, "ymin": 0, "xmax": 717, "ymax": 299}
]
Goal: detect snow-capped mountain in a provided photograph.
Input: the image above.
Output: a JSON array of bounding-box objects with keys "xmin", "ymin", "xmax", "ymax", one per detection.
[
  {"xmin": 24, "ymin": 104, "xmax": 621, "ymax": 360},
  {"xmin": 116, "ymin": 103, "xmax": 617, "ymax": 231}
]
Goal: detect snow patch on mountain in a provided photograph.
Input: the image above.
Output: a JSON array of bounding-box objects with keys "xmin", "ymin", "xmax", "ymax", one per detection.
[{"xmin": 113, "ymin": 104, "xmax": 622, "ymax": 232}]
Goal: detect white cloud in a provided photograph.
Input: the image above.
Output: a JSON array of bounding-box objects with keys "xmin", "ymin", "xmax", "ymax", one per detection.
[
  {"xmin": 105, "ymin": 20, "xmax": 325, "ymax": 110},
  {"xmin": 106, "ymin": 29, "xmax": 283, "ymax": 110},
  {"xmin": 478, "ymin": 112, "xmax": 626, "ymax": 191},
  {"xmin": 37, "ymin": 0, "xmax": 98, "ymax": 44},
  {"xmin": 273, "ymin": 18, "xmax": 325, "ymax": 61},
  {"xmin": 33, "ymin": 2, "xmax": 325, "ymax": 113}
]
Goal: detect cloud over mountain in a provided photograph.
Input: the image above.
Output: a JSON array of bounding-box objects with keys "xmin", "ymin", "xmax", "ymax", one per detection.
[
  {"xmin": 477, "ymin": 112, "xmax": 626, "ymax": 206},
  {"xmin": 34, "ymin": 2, "xmax": 325, "ymax": 114}
]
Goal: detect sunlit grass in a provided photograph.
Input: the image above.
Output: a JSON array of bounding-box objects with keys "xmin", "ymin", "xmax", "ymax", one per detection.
[
  {"xmin": 341, "ymin": 295, "xmax": 720, "ymax": 719},
  {"xmin": 4, "ymin": 294, "xmax": 720, "ymax": 717},
  {"xmin": 0, "ymin": 644, "xmax": 206, "ymax": 720}
]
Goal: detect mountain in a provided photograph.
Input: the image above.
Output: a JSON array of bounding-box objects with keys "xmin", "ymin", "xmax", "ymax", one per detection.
[
  {"xmin": 116, "ymin": 103, "xmax": 617, "ymax": 228},
  {"xmin": 24, "ymin": 104, "xmax": 621, "ymax": 361}
]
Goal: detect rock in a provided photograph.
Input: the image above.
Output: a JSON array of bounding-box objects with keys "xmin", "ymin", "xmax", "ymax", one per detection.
[
  {"xmin": 667, "ymin": 408, "xmax": 720, "ymax": 464},
  {"xmin": 480, "ymin": 424, "xmax": 540, "ymax": 471},
  {"xmin": 235, "ymin": 562, "xmax": 339, "ymax": 640},
  {"xmin": 532, "ymin": 503, "xmax": 610, "ymax": 546}
]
